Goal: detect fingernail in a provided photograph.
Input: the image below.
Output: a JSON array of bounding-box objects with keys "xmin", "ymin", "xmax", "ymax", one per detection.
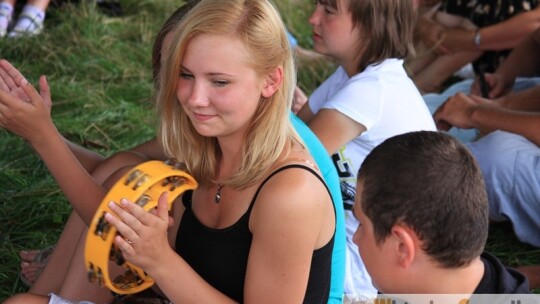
[
  {"xmin": 20, "ymin": 78, "xmax": 27, "ymax": 86},
  {"xmin": 108, "ymin": 201, "xmax": 115, "ymax": 208},
  {"xmin": 120, "ymin": 198, "xmax": 129, "ymax": 206}
]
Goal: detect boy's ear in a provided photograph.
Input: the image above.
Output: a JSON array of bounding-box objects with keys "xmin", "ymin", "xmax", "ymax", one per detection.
[
  {"xmin": 391, "ymin": 224, "xmax": 417, "ymax": 269},
  {"xmin": 261, "ymin": 66, "xmax": 283, "ymax": 98}
]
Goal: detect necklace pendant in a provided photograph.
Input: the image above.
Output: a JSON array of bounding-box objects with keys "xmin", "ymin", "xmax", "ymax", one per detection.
[{"xmin": 214, "ymin": 192, "xmax": 221, "ymax": 204}]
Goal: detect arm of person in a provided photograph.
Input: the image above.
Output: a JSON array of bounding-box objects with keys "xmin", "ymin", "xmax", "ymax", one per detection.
[
  {"xmin": 106, "ymin": 193, "xmax": 237, "ymax": 304},
  {"xmin": 108, "ymin": 166, "xmax": 334, "ymax": 303},
  {"xmin": 243, "ymin": 166, "xmax": 333, "ymax": 303},
  {"xmin": 434, "ymin": 92, "xmax": 540, "ymax": 146},
  {"xmin": 0, "ymin": 61, "xmax": 107, "ymax": 224},
  {"xmin": 304, "ymin": 108, "xmax": 366, "ymax": 155},
  {"xmin": 441, "ymin": 7, "xmax": 540, "ymax": 53},
  {"xmin": 471, "ymin": 28, "xmax": 540, "ymax": 98},
  {"xmin": 497, "ymin": 84, "xmax": 540, "ymax": 111}
]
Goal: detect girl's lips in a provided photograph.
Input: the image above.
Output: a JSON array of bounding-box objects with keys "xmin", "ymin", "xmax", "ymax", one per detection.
[{"xmin": 192, "ymin": 112, "xmax": 215, "ymax": 121}]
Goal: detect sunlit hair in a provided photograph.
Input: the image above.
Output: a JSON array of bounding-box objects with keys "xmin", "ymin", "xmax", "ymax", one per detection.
[
  {"xmin": 358, "ymin": 131, "xmax": 488, "ymax": 268},
  {"xmin": 320, "ymin": 0, "xmax": 415, "ymax": 73},
  {"xmin": 156, "ymin": 0, "xmax": 297, "ymax": 188}
]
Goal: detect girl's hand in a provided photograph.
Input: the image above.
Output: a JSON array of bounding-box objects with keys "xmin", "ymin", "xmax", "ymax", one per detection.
[
  {"xmin": 0, "ymin": 60, "xmax": 52, "ymax": 112},
  {"xmin": 0, "ymin": 60, "xmax": 55, "ymax": 143},
  {"xmin": 105, "ymin": 192, "xmax": 173, "ymax": 271}
]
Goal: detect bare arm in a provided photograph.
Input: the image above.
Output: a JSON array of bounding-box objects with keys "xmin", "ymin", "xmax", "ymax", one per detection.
[
  {"xmin": 440, "ymin": 7, "xmax": 540, "ymax": 54},
  {"xmin": 106, "ymin": 165, "xmax": 334, "ymax": 303},
  {"xmin": 434, "ymin": 92, "xmax": 540, "ymax": 146},
  {"xmin": 0, "ymin": 60, "xmax": 106, "ymax": 224},
  {"xmin": 305, "ymin": 109, "xmax": 365, "ymax": 155},
  {"xmin": 470, "ymin": 28, "xmax": 540, "ymax": 98}
]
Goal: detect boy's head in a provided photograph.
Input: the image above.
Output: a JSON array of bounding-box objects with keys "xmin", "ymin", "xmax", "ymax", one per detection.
[{"xmin": 352, "ymin": 131, "xmax": 488, "ymax": 293}]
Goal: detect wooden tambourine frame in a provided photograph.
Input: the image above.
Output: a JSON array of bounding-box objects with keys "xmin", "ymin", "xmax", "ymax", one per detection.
[{"xmin": 84, "ymin": 159, "xmax": 198, "ymax": 295}]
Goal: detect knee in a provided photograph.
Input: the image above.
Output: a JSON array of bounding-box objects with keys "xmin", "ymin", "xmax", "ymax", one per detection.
[
  {"xmin": 3, "ymin": 293, "xmax": 49, "ymax": 304},
  {"xmin": 91, "ymin": 151, "xmax": 149, "ymax": 184}
]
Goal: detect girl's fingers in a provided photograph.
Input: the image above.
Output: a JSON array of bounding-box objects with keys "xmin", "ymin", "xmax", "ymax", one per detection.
[
  {"xmin": 105, "ymin": 207, "xmax": 139, "ymax": 246},
  {"xmin": 0, "ymin": 60, "xmax": 23, "ymax": 91},
  {"xmin": 108, "ymin": 200, "xmax": 144, "ymax": 231},
  {"xmin": 1, "ymin": 60, "xmax": 27, "ymax": 86}
]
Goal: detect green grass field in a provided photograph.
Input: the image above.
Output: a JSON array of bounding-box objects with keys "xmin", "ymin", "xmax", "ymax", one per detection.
[{"xmin": 0, "ymin": 0, "xmax": 538, "ymax": 301}]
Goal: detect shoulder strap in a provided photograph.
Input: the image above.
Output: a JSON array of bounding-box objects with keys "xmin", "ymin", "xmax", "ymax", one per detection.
[{"xmin": 247, "ymin": 164, "xmax": 331, "ymax": 214}]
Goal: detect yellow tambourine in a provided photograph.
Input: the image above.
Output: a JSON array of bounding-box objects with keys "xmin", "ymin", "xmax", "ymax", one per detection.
[{"xmin": 84, "ymin": 159, "xmax": 198, "ymax": 295}]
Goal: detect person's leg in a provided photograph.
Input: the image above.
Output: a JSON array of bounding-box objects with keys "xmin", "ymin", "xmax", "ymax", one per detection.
[
  {"xmin": 26, "ymin": 0, "xmax": 50, "ymax": 11},
  {"xmin": 0, "ymin": 0, "xmax": 15, "ymax": 37},
  {"xmin": 8, "ymin": 0, "xmax": 50, "ymax": 37},
  {"xmin": 413, "ymin": 51, "xmax": 481, "ymax": 94},
  {"xmin": 467, "ymin": 131, "xmax": 540, "ymax": 247},
  {"xmin": 19, "ymin": 150, "xmax": 149, "ymax": 286},
  {"xmin": 28, "ymin": 212, "xmax": 86, "ymax": 295},
  {"xmin": 3, "ymin": 293, "xmax": 50, "ymax": 304},
  {"xmin": 55, "ymin": 229, "xmax": 113, "ymax": 303}
]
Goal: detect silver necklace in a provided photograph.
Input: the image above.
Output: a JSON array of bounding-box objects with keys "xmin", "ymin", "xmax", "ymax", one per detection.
[{"xmin": 215, "ymin": 184, "xmax": 224, "ymax": 204}]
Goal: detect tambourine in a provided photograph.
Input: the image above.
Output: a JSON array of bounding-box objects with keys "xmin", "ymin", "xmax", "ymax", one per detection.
[{"xmin": 84, "ymin": 159, "xmax": 198, "ymax": 295}]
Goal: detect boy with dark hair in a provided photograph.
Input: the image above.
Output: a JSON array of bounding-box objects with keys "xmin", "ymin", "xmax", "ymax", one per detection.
[{"xmin": 352, "ymin": 131, "xmax": 529, "ymax": 295}]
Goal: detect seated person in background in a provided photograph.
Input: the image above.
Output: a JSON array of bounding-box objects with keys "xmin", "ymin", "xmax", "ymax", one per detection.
[
  {"xmin": 351, "ymin": 131, "xmax": 530, "ymax": 298},
  {"xmin": 424, "ymin": 27, "xmax": 540, "ymax": 143},
  {"xmin": 8, "ymin": 2, "xmax": 346, "ymax": 301},
  {"xmin": 2, "ymin": 0, "xmax": 337, "ymax": 302},
  {"xmin": 410, "ymin": 0, "xmax": 540, "ymax": 94},
  {"xmin": 433, "ymin": 28, "xmax": 540, "ymax": 251},
  {"xmin": 0, "ymin": 0, "xmax": 51, "ymax": 37}
]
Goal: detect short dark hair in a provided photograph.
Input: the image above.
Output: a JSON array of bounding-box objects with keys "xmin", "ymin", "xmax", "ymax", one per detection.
[
  {"xmin": 358, "ymin": 131, "xmax": 488, "ymax": 268},
  {"xmin": 151, "ymin": 1, "xmax": 200, "ymax": 83},
  {"xmin": 320, "ymin": 0, "xmax": 415, "ymax": 73}
]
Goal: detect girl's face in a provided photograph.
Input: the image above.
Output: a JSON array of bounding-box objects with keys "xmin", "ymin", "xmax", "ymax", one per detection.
[
  {"xmin": 309, "ymin": 0, "xmax": 362, "ymax": 68},
  {"xmin": 176, "ymin": 34, "xmax": 264, "ymax": 140}
]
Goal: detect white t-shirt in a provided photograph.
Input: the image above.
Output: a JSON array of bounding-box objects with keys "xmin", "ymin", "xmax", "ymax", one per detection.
[{"xmin": 308, "ymin": 58, "xmax": 436, "ymax": 298}]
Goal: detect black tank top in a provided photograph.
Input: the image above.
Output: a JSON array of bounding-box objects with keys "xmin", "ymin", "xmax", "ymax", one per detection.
[{"xmin": 175, "ymin": 164, "xmax": 334, "ymax": 303}]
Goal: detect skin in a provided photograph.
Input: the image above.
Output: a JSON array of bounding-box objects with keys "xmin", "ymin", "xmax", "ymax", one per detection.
[
  {"xmin": 104, "ymin": 33, "xmax": 335, "ymax": 303},
  {"xmin": 297, "ymin": 0, "xmax": 366, "ymax": 155},
  {"xmin": 351, "ymin": 181, "xmax": 485, "ymax": 295}
]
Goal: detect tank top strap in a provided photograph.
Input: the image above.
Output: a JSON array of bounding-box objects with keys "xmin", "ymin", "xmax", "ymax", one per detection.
[{"xmin": 247, "ymin": 163, "xmax": 330, "ymax": 215}]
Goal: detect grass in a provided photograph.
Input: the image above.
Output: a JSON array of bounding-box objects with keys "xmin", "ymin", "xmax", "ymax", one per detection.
[{"xmin": 0, "ymin": 0, "xmax": 538, "ymax": 301}]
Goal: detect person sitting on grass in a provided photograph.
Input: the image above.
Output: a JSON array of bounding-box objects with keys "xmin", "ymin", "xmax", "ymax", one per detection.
[
  {"xmin": 8, "ymin": 2, "xmax": 346, "ymax": 301},
  {"xmin": 351, "ymin": 131, "xmax": 530, "ymax": 299},
  {"xmin": 1, "ymin": 0, "xmax": 339, "ymax": 302}
]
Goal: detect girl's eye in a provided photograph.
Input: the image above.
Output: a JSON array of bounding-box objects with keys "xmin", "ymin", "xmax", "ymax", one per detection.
[
  {"xmin": 324, "ymin": 5, "xmax": 336, "ymax": 14},
  {"xmin": 180, "ymin": 72, "xmax": 193, "ymax": 80},
  {"xmin": 212, "ymin": 80, "xmax": 229, "ymax": 87}
]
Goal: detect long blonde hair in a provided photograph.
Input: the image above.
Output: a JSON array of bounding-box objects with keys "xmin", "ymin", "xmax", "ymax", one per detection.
[{"xmin": 156, "ymin": 0, "xmax": 298, "ymax": 188}]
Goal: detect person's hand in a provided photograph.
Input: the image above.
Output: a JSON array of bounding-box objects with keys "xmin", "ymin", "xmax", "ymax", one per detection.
[
  {"xmin": 106, "ymin": 192, "xmax": 175, "ymax": 272},
  {"xmin": 292, "ymin": 86, "xmax": 307, "ymax": 114},
  {"xmin": 417, "ymin": 16, "xmax": 450, "ymax": 54},
  {"xmin": 433, "ymin": 92, "xmax": 480, "ymax": 131},
  {"xmin": 0, "ymin": 60, "xmax": 54, "ymax": 143},
  {"xmin": 0, "ymin": 60, "xmax": 52, "ymax": 112},
  {"xmin": 471, "ymin": 72, "xmax": 513, "ymax": 99}
]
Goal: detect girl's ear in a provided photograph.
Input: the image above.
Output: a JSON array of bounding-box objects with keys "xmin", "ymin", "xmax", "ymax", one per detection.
[{"xmin": 261, "ymin": 66, "xmax": 283, "ymax": 98}]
